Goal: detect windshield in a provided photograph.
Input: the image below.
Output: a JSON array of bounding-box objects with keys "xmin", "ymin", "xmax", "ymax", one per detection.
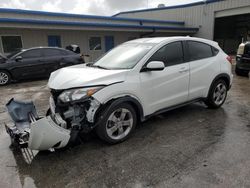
[
  {"xmin": 93, "ymin": 43, "xmax": 153, "ymax": 69},
  {"xmin": 0, "ymin": 53, "xmax": 5, "ymax": 59},
  {"xmin": 7, "ymin": 50, "xmax": 22, "ymax": 59}
]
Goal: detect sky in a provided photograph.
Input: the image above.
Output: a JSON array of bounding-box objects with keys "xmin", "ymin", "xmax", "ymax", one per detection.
[{"xmin": 0, "ymin": 0, "xmax": 201, "ymax": 16}]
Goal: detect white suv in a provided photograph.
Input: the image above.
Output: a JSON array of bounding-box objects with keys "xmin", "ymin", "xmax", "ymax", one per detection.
[{"xmin": 6, "ymin": 37, "xmax": 233, "ymax": 150}]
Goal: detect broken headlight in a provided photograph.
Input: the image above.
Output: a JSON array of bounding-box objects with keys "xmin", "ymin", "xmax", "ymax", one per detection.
[{"xmin": 58, "ymin": 86, "xmax": 103, "ymax": 103}]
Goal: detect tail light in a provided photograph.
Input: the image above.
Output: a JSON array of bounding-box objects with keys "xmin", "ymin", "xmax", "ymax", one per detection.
[{"xmin": 226, "ymin": 56, "xmax": 233, "ymax": 64}]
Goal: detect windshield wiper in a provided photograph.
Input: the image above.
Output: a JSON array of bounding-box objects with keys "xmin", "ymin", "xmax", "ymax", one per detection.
[{"xmin": 86, "ymin": 63, "xmax": 109, "ymax": 70}]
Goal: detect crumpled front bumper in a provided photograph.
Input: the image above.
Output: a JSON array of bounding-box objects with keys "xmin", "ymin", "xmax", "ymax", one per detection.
[{"xmin": 4, "ymin": 98, "xmax": 71, "ymax": 151}]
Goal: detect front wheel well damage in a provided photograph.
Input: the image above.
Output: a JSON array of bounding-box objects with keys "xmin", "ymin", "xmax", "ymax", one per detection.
[{"xmin": 93, "ymin": 96, "xmax": 144, "ymax": 125}]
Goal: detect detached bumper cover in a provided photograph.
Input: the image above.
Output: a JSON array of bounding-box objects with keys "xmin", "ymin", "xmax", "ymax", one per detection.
[
  {"xmin": 28, "ymin": 116, "xmax": 70, "ymax": 150},
  {"xmin": 5, "ymin": 98, "xmax": 70, "ymax": 151}
]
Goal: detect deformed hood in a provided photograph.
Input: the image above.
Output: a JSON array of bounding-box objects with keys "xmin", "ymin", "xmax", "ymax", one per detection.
[{"xmin": 48, "ymin": 64, "xmax": 129, "ymax": 90}]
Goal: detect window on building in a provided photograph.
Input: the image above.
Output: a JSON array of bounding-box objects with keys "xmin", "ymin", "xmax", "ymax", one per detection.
[
  {"xmin": 187, "ymin": 41, "xmax": 213, "ymax": 61},
  {"xmin": 89, "ymin": 37, "xmax": 102, "ymax": 50},
  {"xmin": 1, "ymin": 36, "xmax": 23, "ymax": 53},
  {"xmin": 48, "ymin": 35, "xmax": 61, "ymax": 47},
  {"xmin": 149, "ymin": 42, "xmax": 184, "ymax": 67}
]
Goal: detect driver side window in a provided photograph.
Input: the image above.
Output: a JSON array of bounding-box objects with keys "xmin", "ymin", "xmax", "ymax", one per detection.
[{"xmin": 148, "ymin": 41, "xmax": 184, "ymax": 67}]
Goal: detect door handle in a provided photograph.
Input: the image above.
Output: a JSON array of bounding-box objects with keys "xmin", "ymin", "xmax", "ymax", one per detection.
[{"xmin": 179, "ymin": 67, "xmax": 189, "ymax": 73}]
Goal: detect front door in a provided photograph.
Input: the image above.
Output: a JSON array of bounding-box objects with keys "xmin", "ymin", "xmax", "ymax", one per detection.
[
  {"xmin": 10, "ymin": 49, "xmax": 46, "ymax": 79},
  {"xmin": 140, "ymin": 41, "xmax": 190, "ymax": 113}
]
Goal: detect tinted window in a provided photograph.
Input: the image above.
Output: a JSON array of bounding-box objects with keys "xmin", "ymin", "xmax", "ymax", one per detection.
[
  {"xmin": 149, "ymin": 42, "xmax": 184, "ymax": 66},
  {"xmin": 21, "ymin": 49, "xmax": 42, "ymax": 59},
  {"xmin": 188, "ymin": 41, "xmax": 213, "ymax": 61},
  {"xmin": 1, "ymin": 36, "xmax": 23, "ymax": 53},
  {"xmin": 42, "ymin": 49, "xmax": 62, "ymax": 57},
  {"xmin": 212, "ymin": 47, "xmax": 219, "ymax": 56},
  {"xmin": 62, "ymin": 49, "xmax": 76, "ymax": 55}
]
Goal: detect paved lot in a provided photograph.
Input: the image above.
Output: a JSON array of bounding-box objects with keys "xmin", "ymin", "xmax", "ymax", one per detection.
[{"xmin": 0, "ymin": 75, "xmax": 250, "ymax": 188}]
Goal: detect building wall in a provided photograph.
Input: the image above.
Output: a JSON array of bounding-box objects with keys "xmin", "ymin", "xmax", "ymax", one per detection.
[
  {"xmin": 116, "ymin": 0, "xmax": 250, "ymax": 40},
  {"xmin": 0, "ymin": 29, "xmax": 141, "ymax": 61},
  {"xmin": 0, "ymin": 27, "xmax": 191, "ymax": 60}
]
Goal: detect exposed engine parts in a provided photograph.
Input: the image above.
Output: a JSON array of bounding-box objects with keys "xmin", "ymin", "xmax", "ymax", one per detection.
[
  {"xmin": 86, "ymin": 99, "xmax": 100, "ymax": 123},
  {"xmin": 4, "ymin": 96, "xmax": 102, "ymax": 150}
]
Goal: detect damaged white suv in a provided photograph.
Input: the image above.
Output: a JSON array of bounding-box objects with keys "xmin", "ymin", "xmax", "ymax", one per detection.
[{"xmin": 5, "ymin": 37, "xmax": 233, "ymax": 151}]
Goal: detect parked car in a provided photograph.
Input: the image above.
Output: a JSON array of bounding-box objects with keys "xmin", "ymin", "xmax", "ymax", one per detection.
[
  {"xmin": 235, "ymin": 42, "xmax": 250, "ymax": 76},
  {"xmin": 5, "ymin": 37, "xmax": 233, "ymax": 151},
  {"xmin": 0, "ymin": 47, "xmax": 84, "ymax": 85}
]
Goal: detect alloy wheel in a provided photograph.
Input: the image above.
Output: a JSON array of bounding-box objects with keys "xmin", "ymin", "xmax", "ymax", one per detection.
[
  {"xmin": 213, "ymin": 83, "xmax": 227, "ymax": 106},
  {"xmin": 0, "ymin": 72, "xmax": 9, "ymax": 85},
  {"xmin": 106, "ymin": 108, "xmax": 133, "ymax": 140}
]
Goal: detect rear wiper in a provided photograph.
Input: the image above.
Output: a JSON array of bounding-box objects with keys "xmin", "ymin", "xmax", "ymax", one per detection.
[{"xmin": 86, "ymin": 63, "xmax": 109, "ymax": 70}]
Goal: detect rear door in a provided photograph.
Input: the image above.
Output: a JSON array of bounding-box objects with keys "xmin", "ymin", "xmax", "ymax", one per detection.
[
  {"xmin": 40, "ymin": 48, "xmax": 63, "ymax": 75},
  {"xmin": 140, "ymin": 41, "xmax": 190, "ymax": 113},
  {"xmin": 186, "ymin": 41, "xmax": 220, "ymax": 100}
]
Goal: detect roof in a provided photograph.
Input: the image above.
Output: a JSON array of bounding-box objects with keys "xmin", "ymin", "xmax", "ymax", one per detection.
[
  {"xmin": 113, "ymin": 0, "xmax": 224, "ymax": 17},
  {"xmin": 0, "ymin": 8, "xmax": 199, "ymax": 33},
  {"xmin": 0, "ymin": 8, "xmax": 184, "ymax": 25},
  {"xmin": 0, "ymin": 18, "xmax": 199, "ymax": 33},
  {"xmin": 127, "ymin": 36, "xmax": 219, "ymax": 46}
]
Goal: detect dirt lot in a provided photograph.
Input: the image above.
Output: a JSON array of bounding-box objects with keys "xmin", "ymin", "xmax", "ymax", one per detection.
[{"xmin": 0, "ymin": 75, "xmax": 250, "ymax": 188}]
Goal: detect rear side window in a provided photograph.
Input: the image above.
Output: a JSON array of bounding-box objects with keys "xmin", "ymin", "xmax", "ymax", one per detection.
[
  {"xmin": 62, "ymin": 49, "xmax": 76, "ymax": 55},
  {"xmin": 187, "ymin": 41, "xmax": 213, "ymax": 61},
  {"xmin": 21, "ymin": 49, "xmax": 42, "ymax": 59},
  {"xmin": 149, "ymin": 41, "xmax": 184, "ymax": 66},
  {"xmin": 42, "ymin": 49, "xmax": 62, "ymax": 57},
  {"xmin": 212, "ymin": 47, "xmax": 219, "ymax": 56}
]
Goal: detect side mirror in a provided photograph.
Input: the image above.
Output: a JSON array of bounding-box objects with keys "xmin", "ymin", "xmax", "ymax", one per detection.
[
  {"xmin": 141, "ymin": 61, "xmax": 165, "ymax": 72},
  {"xmin": 15, "ymin": 56, "xmax": 22, "ymax": 61}
]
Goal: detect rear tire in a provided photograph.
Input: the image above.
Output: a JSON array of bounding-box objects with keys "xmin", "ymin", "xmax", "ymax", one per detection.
[
  {"xmin": 235, "ymin": 66, "xmax": 249, "ymax": 77},
  {"xmin": 96, "ymin": 103, "xmax": 137, "ymax": 144},
  {"xmin": 0, "ymin": 70, "xmax": 11, "ymax": 85},
  {"xmin": 205, "ymin": 79, "xmax": 228, "ymax": 109}
]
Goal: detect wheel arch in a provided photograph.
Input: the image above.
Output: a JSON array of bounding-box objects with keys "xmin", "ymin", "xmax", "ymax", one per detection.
[
  {"xmin": 94, "ymin": 96, "xmax": 144, "ymax": 124},
  {"xmin": 0, "ymin": 69, "xmax": 12, "ymax": 77},
  {"xmin": 207, "ymin": 73, "xmax": 231, "ymax": 98}
]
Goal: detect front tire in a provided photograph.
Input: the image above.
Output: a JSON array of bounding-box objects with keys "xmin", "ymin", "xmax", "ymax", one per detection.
[
  {"xmin": 96, "ymin": 103, "xmax": 137, "ymax": 144},
  {"xmin": 0, "ymin": 70, "xmax": 10, "ymax": 85},
  {"xmin": 205, "ymin": 79, "xmax": 228, "ymax": 109}
]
